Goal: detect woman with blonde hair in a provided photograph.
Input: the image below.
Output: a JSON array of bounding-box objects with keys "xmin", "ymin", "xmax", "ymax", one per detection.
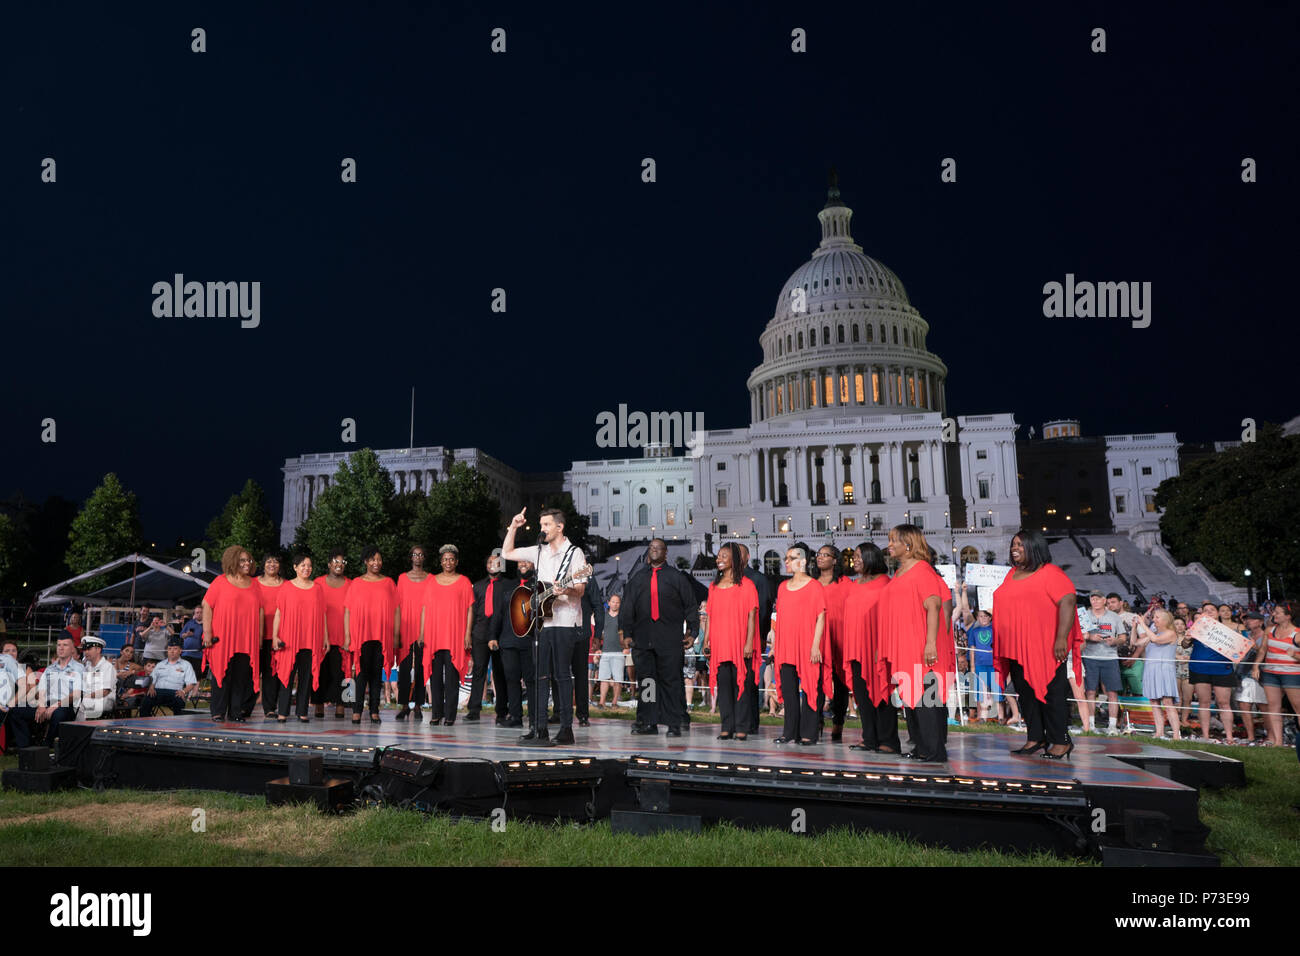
[{"xmin": 1132, "ymin": 609, "xmax": 1181, "ymax": 739}]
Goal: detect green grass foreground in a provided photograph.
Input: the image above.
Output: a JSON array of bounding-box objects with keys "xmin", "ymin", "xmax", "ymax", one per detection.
[{"xmin": 0, "ymin": 736, "xmax": 1295, "ymax": 867}]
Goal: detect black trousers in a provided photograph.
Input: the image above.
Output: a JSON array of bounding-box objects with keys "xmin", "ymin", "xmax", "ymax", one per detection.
[
  {"xmin": 140, "ymin": 689, "xmax": 187, "ymax": 718},
  {"xmin": 500, "ymin": 641, "xmax": 536, "ymax": 725},
  {"xmin": 312, "ymin": 646, "xmax": 344, "ymax": 706},
  {"xmin": 716, "ymin": 660, "xmax": 755, "ymax": 735},
  {"xmin": 538, "ymin": 626, "xmax": 578, "ymax": 731},
  {"xmin": 469, "ymin": 640, "xmax": 508, "ymax": 717},
  {"xmin": 353, "ymin": 641, "xmax": 384, "ymax": 717},
  {"xmin": 275, "ymin": 648, "xmax": 314, "ymax": 718},
  {"xmin": 779, "ymin": 663, "xmax": 825, "ymax": 741},
  {"xmin": 429, "ymin": 649, "xmax": 461, "ymax": 721},
  {"xmin": 1010, "ymin": 658, "xmax": 1070, "ymax": 746},
  {"xmin": 8, "ymin": 705, "xmax": 76, "ymax": 748},
  {"xmin": 848, "ymin": 660, "xmax": 901, "ymax": 751},
  {"xmin": 569, "ymin": 636, "xmax": 590, "ymax": 720},
  {"xmin": 257, "ymin": 638, "xmax": 275, "ymax": 714},
  {"xmin": 632, "ymin": 642, "xmax": 686, "ymax": 730},
  {"xmin": 902, "ymin": 670, "xmax": 948, "ymax": 761},
  {"xmin": 210, "ymin": 653, "xmax": 253, "ymax": 721},
  {"xmin": 398, "ymin": 643, "xmax": 426, "ymax": 713},
  {"xmin": 830, "ymin": 672, "xmax": 850, "ymax": 727}
]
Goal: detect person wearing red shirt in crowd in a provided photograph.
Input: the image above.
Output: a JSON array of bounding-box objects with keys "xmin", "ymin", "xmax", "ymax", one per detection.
[
  {"xmin": 877, "ymin": 525, "xmax": 952, "ymax": 762},
  {"xmin": 842, "ymin": 541, "xmax": 898, "ymax": 752},
  {"xmin": 706, "ymin": 542, "xmax": 760, "ymax": 740},
  {"xmin": 814, "ymin": 545, "xmax": 852, "ymax": 742},
  {"xmin": 202, "ymin": 546, "xmax": 263, "ymax": 723},
  {"xmin": 271, "ymin": 553, "xmax": 328, "ymax": 723},
  {"xmin": 992, "ymin": 529, "xmax": 1081, "ymax": 759},
  {"xmin": 343, "ymin": 545, "xmax": 399, "ymax": 724},
  {"xmin": 313, "ymin": 549, "xmax": 350, "ymax": 719},
  {"xmin": 422, "ymin": 544, "xmax": 474, "ymax": 726},
  {"xmin": 772, "ymin": 543, "xmax": 829, "ymax": 745},
  {"xmin": 253, "ymin": 553, "xmax": 285, "ymax": 720},
  {"xmin": 394, "ymin": 545, "xmax": 431, "ymax": 721},
  {"xmin": 65, "ymin": 613, "xmax": 85, "ymax": 651}
]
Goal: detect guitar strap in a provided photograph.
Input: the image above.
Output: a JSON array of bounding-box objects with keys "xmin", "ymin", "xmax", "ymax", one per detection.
[{"xmin": 555, "ymin": 543, "xmax": 578, "ymax": 583}]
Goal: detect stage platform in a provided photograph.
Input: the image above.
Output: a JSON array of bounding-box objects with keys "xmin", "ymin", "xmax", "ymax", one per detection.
[{"xmin": 48, "ymin": 713, "xmax": 1243, "ymax": 865}]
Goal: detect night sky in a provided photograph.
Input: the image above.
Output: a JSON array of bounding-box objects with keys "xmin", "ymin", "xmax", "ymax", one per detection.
[{"xmin": 5, "ymin": 1, "xmax": 1296, "ymax": 544}]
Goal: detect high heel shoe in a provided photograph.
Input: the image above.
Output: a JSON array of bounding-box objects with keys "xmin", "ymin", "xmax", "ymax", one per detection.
[
  {"xmin": 1011, "ymin": 741, "xmax": 1046, "ymax": 755},
  {"xmin": 1041, "ymin": 742, "xmax": 1074, "ymax": 760}
]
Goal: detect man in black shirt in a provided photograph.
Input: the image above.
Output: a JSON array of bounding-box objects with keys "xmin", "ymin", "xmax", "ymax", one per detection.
[
  {"xmin": 738, "ymin": 543, "xmax": 771, "ymax": 734},
  {"xmin": 468, "ymin": 549, "xmax": 511, "ymax": 724},
  {"xmin": 621, "ymin": 539, "xmax": 699, "ymax": 736},
  {"xmin": 497, "ymin": 559, "xmax": 537, "ymax": 727},
  {"xmin": 568, "ymin": 573, "xmax": 605, "ymax": 727}
]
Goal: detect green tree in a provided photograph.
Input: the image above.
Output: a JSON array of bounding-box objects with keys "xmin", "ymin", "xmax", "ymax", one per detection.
[
  {"xmin": 206, "ymin": 479, "xmax": 279, "ymax": 559},
  {"xmin": 1156, "ymin": 423, "xmax": 1300, "ymax": 590},
  {"xmin": 294, "ymin": 449, "xmax": 406, "ymax": 576},
  {"xmin": 66, "ymin": 474, "xmax": 143, "ymax": 586},
  {"xmin": 411, "ymin": 463, "xmax": 502, "ymax": 576}
]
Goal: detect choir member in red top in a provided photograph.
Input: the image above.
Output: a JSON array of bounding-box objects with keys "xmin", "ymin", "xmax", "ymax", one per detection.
[
  {"xmin": 705, "ymin": 542, "xmax": 760, "ymax": 740},
  {"xmin": 841, "ymin": 542, "xmax": 899, "ymax": 752},
  {"xmin": 343, "ymin": 546, "xmax": 399, "ymax": 724},
  {"xmin": 992, "ymin": 529, "xmax": 1080, "ymax": 759},
  {"xmin": 394, "ymin": 545, "xmax": 431, "ymax": 720},
  {"xmin": 253, "ymin": 553, "xmax": 285, "ymax": 720},
  {"xmin": 201, "ymin": 546, "xmax": 263, "ymax": 723},
  {"xmin": 878, "ymin": 525, "xmax": 952, "ymax": 762},
  {"xmin": 313, "ymin": 548, "xmax": 350, "ymax": 719},
  {"xmin": 422, "ymin": 544, "xmax": 474, "ymax": 726},
  {"xmin": 772, "ymin": 544, "xmax": 829, "ymax": 745},
  {"xmin": 815, "ymin": 545, "xmax": 853, "ymax": 741},
  {"xmin": 271, "ymin": 553, "xmax": 328, "ymax": 722}
]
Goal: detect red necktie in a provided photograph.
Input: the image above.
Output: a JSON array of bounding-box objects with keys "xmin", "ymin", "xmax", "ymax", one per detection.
[
  {"xmin": 485, "ymin": 580, "xmax": 494, "ymax": 617},
  {"xmin": 651, "ymin": 567, "xmax": 660, "ymax": 621}
]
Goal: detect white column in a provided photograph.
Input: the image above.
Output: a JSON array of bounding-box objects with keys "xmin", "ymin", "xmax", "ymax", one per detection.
[
  {"xmin": 921, "ymin": 441, "xmax": 934, "ymax": 498},
  {"xmin": 791, "ymin": 447, "xmax": 803, "ymax": 504}
]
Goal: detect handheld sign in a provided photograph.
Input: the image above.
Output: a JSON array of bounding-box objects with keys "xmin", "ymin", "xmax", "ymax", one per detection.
[
  {"xmin": 1187, "ymin": 617, "xmax": 1254, "ymax": 664},
  {"xmin": 964, "ymin": 563, "xmax": 1010, "ymax": 589},
  {"xmin": 1076, "ymin": 607, "xmax": 1095, "ymax": 632},
  {"xmin": 936, "ymin": 564, "xmax": 958, "ymax": 590},
  {"xmin": 977, "ymin": 586, "xmax": 995, "ymax": 613}
]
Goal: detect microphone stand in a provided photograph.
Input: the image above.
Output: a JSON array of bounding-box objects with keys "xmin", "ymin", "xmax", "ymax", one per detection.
[{"xmin": 519, "ymin": 545, "xmax": 557, "ymax": 748}]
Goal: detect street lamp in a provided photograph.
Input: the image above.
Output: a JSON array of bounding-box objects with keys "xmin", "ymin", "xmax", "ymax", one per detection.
[
  {"xmin": 1109, "ymin": 546, "xmax": 1117, "ymax": 576},
  {"xmin": 1244, "ymin": 568, "xmax": 1253, "ymax": 606},
  {"xmin": 615, "ymin": 555, "xmax": 621, "ymax": 582}
]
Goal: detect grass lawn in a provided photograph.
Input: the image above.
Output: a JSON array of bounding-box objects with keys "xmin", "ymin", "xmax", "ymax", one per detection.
[{"xmin": 1, "ymin": 719, "xmax": 1295, "ymax": 866}]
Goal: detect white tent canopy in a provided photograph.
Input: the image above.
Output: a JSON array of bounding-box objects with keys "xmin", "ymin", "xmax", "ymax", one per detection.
[{"xmin": 37, "ymin": 553, "xmax": 212, "ymax": 606}]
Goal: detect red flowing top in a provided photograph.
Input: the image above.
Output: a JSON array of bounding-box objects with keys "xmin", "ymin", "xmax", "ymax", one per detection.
[
  {"xmin": 706, "ymin": 578, "xmax": 760, "ymax": 701},
  {"xmin": 819, "ymin": 577, "xmax": 851, "ymax": 676},
  {"xmin": 65, "ymin": 625, "xmax": 84, "ymax": 648},
  {"xmin": 258, "ymin": 579, "xmax": 284, "ymax": 641},
  {"xmin": 840, "ymin": 575, "xmax": 892, "ymax": 703},
  {"xmin": 422, "ymin": 575, "xmax": 474, "ymax": 677},
  {"xmin": 772, "ymin": 578, "xmax": 831, "ymax": 705},
  {"xmin": 396, "ymin": 572, "xmax": 429, "ymax": 649},
  {"xmin": 877, "ymin": 562, "xmax": 952, "ymax": 708},
  {"xmin": 343, "ymin": 577, "xmax": 398, "ymax": 676},
  {"xmin": 203, "ymin": 575, "xmax": 263, "ymax": 691},
  {"xmin": 315, "ymin": 575, "xmax": 349, "ymax": 648},
  {"xmin": 272, "ymin": 580, "xmax": 326, "ymax": 691},
  {"xmin": 991, "ymin": 564, "xmax": 1082, "ymax": 705}
]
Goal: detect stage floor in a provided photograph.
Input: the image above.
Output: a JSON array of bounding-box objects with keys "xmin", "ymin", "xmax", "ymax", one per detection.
[{"xmin": 80, "ymin": 712, "xmax": 1200, "ymax": 792}]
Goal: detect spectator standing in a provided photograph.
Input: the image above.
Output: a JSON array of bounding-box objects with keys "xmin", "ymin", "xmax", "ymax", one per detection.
[
  {"xmin": 596, "ymin": 594, "xmax": 626, "ymax": 708},
  {"xmin": 1254, "ymin": 600, "xmax": 1300, "ymax": 747},
  {"xmin": 138, "ymin": 614, "xmax": 173, "ymax": 666},
  {"xmin": 1080, "ymin": 590, "xmax": 1125, "ymax": 735},
  {"xmin": 1132, "ymin": 611, "xmax": 1181, "ymax": 739},
  {"xmin": 1187, "ymin": 602, "xmax": 1238, "ymax": 742},
  {"xmin": 180, "ymin": 606, "xmax": 204, "ymax": 677},
  {"xmin": 1235, "ymin": 611, "xmax": 1268, "ymax": 743}
]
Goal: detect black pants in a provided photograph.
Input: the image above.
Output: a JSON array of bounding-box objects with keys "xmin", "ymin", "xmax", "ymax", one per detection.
[
  {"xmin": 716, "ymin": 660, "xmax": 755, "ymax": 735},
  {"xmin": 538, "ymin": 626, "xmax": 578, "ymax": 731},
  {"xmin": 8, "ymin": 705, "xmax": 76, "ymax": 748},
  {"xmin": 469, "ymin": 640, "xmax": 508, "ymax": 718},
  {"xmin": 902, "ymin": 670, "xmax": 948, "ymax": 761},
  {"xmin": 500, "ymin": 641, "xmax": 536, "ymax": 726},
  {"xmin": 569, "ymin": 637, "xmax": 590, "ymax": 720},
  {"xmin": 211, "ymin": 653, "xmax": 253, "ymax": 721},
  {"xmin": 398, "ymin": 643, "xmax": 426, "ymax": 713},
  {"xmin": 779, "ymin": 663, "xmax": 825, "ymax": 741},
  {"xmin": 830, "ymin": 671, "xmax": 850, "ymax": 728},
  {"xmin": 258, "ymin": 638, "xmax": 276, "ymax": 715},
  {"xmin": 313, "ymin": 646, "xmax": 344, "ymax": 707},
  {"xmin": 429, "ymin": 649, "xmax": 461, "ymax": 722},
  {"xmin": 633, "ymin": 642, "xmax": 686, "ymax": 730},
  {"xmin": 1010, "ymin": 658, "xmax": 1070, "ymax": 746},
  {"xmin": 275, "ymin": 649, "xmax": 314, "ymax": 718},
  {"xmin": 141, "ymin": 689, "xmax": 189, "ymax": 717},
  {"xmin": 849, "ymin": 660, "xmax": 901, "ymax": 751},
  {"xmin": 353, "ymin": 641, "xmax": 384, "ymax": 717}
]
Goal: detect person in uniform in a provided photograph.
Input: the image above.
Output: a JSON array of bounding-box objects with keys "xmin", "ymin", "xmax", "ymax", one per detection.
[
  {"xmin": 76, "ymin": 635, "xmax": 118, "ymax": 720},
  {"xmin": 140, "ymin": 637, "xmax": 198, "ymax": 717}
]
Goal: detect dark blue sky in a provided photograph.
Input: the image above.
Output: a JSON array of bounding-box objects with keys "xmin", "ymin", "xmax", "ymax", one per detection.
[{"xmin": 4, "ymin": 1, "xmax": 1295, "ymax": 543}]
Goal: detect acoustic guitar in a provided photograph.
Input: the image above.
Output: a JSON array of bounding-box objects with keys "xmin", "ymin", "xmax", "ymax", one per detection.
[{"xmin": 509, "ymin": 565, "xmax": 594, "ymax": 638}]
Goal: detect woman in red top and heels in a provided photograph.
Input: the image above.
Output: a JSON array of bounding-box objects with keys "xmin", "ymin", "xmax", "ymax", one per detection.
[
  {"xmin": 201, "ymin": 546, "xmax": 262, "ymax": 723},
  {"xmin": 422, "ymin": 544, "xmax": 474, "ymax": 726},
  {"xmin": 254, "ymin": 553, "xmax": 285, "ymax": 720},
  {"xmin": 773, "ymin": 543, "xmax": 829, "ymax": 745},
  {"xmin": 313, "ymin": 549, "xmax": 350, "ymax": 719},
  {"xmin": 706, "ymin": 542, "xmax": 760, "ymax": 740},
  {"xmin": 343, "ymin": 545, "xmax": 398, "ymax": 724},
  {"xmin": 271, "ymin": 553, "xmax": 327, "ymax": 722},
  {"xmin": 841, "ymin": 541, "xmax": 898, "ymax": 752},
  {"xmin": 815, "ymin": 545, "xmax": 853, "ymax": 742},
  {"xmin": 877, "ymin": 525, "xmax": 951, "ymax": 762},
  {"xmin": 991, "ymin": 529, "xmax": 1081, "ymax": 759}
]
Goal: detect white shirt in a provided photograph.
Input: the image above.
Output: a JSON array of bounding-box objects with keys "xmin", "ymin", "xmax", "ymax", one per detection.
[
  {"xmin": 0, "ymin": 670, "xmax": 14, "ymax": 711},
  {"xmin": 78, "ymin": 657, "xmax": 117, "ymax": 718},
  {"xmin": 514, "ymin": 538, "xmax": 587, "ymax": 629}
]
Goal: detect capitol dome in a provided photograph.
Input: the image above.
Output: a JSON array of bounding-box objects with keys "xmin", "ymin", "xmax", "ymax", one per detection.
[{"xmin": 746, "ymin": 174, "xmax": 948, "ymax": 425}]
